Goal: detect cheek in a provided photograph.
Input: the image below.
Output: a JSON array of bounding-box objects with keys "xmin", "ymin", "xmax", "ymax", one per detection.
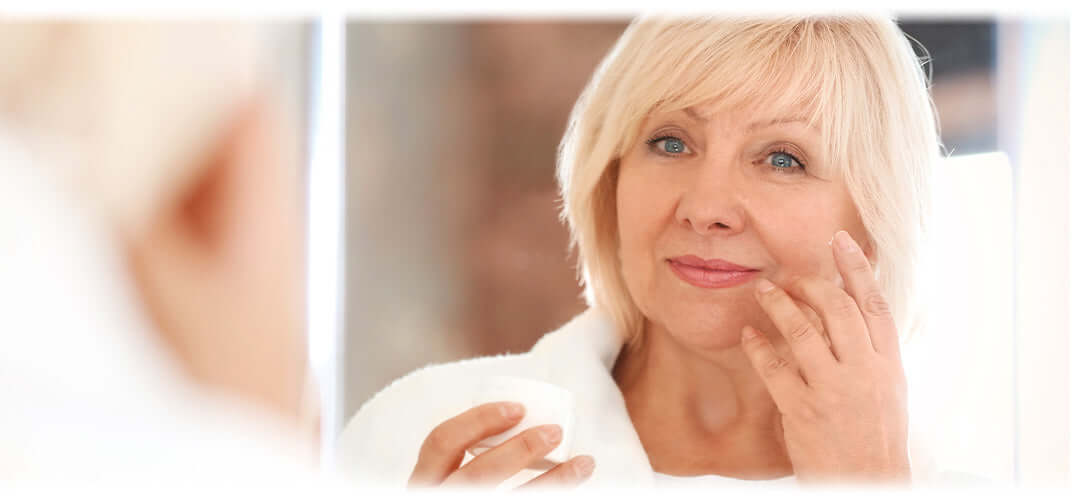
[
  {"xmin": 614, "ymin": 164, "xmax": 680, "ymax": 291},
  {"xmin": 751, "ymin": 188, "xmax": 863, "ymax": 282},
  {"xmin": 616, "ymin": 167, "xmax": 675, "ymax": 254}
]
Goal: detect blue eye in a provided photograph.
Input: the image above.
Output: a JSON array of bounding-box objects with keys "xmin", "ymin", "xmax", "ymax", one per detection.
[
  {"xmin": 662, "ymin": 138, "xmax": 686, "ymax": 154},
  {"xmin": 646, "ymin": 136, "xmax": 691, "ymax": 156},
  {"xmin": 767, "ymin": 151, "xmax": 803, "ymax": 170}
]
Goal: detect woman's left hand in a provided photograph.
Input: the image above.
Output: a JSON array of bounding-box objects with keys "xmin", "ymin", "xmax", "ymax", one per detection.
[{"xmin": 740, "ymin": 230, "xmax": 911, "ymax": 485}]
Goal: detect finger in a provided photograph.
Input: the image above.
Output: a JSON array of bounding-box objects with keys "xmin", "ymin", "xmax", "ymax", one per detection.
[
  {"xmin": 443, "ymin": 424, "xmax": 563, "ymax": 487},
  {"xmin": 409, "ymin": 401, "xmax": 525, "ymax": 487},
  {"xmin": 753, "ymin": 278, "xmax": 836, "ymax": 378},
  {"xmin": 795, "ymin": 299, "xmax": 836, "ymax": 364},
  {"xmin": 786, "ymin": 275, "xmax": 873, "ymax": 362},
  {"xmin": 517, "ymin": 455, "xmax": 595, "ymax": 489},
  {"xmin": 740, "ymin": 325, "xmax": 806, "ymax": 411},
  {"xmin": 832, "ymin": 230, "xmax": 900, "ymax": 358},
  {"xmin": 795, "ymin": 300, "xmax": 827, "ymax": 346}
]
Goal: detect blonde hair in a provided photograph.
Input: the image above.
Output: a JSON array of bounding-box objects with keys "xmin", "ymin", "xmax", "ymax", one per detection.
[{"xmin": 557, "ymin": 16, "xmax": 941, "ymax": 344}]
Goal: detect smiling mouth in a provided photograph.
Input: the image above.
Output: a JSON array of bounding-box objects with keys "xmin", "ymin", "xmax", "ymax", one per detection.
[{"xmin": 666, "ymin": 255, "xmax": 760, "ymax": 289}]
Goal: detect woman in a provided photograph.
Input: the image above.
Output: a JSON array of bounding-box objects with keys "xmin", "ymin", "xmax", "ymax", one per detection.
[{"xmin": 337, "ymin": 14, "xmax": 940, "ymax": 488}]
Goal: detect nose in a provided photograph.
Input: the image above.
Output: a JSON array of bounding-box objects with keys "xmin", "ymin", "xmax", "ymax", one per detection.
[{"xmin": 674, "ymin": 160, "xmax": 748, "ymax": 236}]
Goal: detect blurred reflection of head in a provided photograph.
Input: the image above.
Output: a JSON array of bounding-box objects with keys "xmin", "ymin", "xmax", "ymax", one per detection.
[{"xmin": 0, "ymin": 23, "xmax": 315, "ymax": 483}]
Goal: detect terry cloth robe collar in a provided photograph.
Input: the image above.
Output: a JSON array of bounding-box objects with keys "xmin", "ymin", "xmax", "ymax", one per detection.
[{"xmin": 525, "ymin": 307, "xmax": 656, "ymax": 487}]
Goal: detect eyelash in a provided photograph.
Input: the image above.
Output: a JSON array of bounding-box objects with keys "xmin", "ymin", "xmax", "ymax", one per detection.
[
  {"xmin": 764, "ymin": 146, "xmax": 807, "ymax": 174},
  {"xmin": 645, "ymin": 134, "xmax": 689, "ymax": 157}
]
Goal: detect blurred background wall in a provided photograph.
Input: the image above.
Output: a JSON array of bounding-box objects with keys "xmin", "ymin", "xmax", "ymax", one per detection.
[{"xmin": 342, "ymin": 22, "xmax": 625, "ymax": 417}]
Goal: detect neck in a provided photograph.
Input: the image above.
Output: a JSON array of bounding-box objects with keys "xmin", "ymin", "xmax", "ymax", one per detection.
[{"xmin": 612, "ymin": 320, "xmax": 793, "ymax": 479}]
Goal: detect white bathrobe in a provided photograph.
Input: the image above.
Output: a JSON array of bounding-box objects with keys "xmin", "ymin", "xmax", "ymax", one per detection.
[{"xmin": 337, "ymin": 307, "xmax": 946, "ymax": 488}]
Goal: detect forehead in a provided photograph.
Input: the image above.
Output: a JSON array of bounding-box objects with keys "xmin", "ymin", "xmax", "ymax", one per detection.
[{"xmin": 646, "ymin": 102, "xmax": 821, "ymax": 136}]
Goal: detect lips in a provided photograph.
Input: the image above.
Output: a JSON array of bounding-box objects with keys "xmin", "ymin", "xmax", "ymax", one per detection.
[{"xmin": 667, "ymin": 255, "xmax": 759, "ymax": 289}]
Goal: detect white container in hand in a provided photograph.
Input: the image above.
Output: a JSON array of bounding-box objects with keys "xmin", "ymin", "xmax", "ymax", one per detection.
[{"xmin": 468, "ymin": 376, "xmax": 575, "ymax": 470}]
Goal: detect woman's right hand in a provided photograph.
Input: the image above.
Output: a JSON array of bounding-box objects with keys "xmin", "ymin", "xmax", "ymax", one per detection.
[{"xmin": 407, "ymin": 401, "xmax": 595, "ymax": 489}]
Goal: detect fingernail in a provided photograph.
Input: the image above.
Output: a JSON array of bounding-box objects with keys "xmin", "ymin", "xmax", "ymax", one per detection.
[
  {"xmin": 756, "ymin": 278, "xmax": 776, "ymax": 294},
  {"xmin": 539, "ymin": 425, "xmax": 562, "ymax": 445},
  {"xmin": 835, "ymin": 230, "xmax": 858, "ymax": 253},
  {"xmin": 500, "ymin": 402, "xmax": 524, "ymax": 419},
  {"xmin": 741, "ymin": 326, "xmax": 757, "ymax": 341},
  {"xmin": 574, "ymin": 456, "xmax": 595, "ymax": 477}
]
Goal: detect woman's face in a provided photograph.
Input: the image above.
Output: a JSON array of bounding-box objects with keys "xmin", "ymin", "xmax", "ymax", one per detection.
[{"xmin": 615, "ymin": 101, "xmax": 873, "ymax": 351}]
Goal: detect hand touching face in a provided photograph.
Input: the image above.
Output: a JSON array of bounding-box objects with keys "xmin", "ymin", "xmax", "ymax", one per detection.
[{"xmin": 741, "ymin": 230, "xmax": 910, "ymax": 484}]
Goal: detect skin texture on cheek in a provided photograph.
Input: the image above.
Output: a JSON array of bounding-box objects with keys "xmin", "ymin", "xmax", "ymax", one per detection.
[
  {"xmin": 614, "ymin": 168, "xmax": 661, "ymax": 326},
  {"xmin": 745, "ymin": 179, "xmax": 869, "ymax": 285},
  {"xmin": 756, "ymin": 217, "xmax": 841, "ymax": 288}
]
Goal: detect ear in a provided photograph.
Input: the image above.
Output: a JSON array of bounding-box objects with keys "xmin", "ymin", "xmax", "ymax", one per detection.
[
  {"xmin": 124, "ymin": 97, "xmax": 261, "ymax": 374},
  {"xmin": 125, "ymin": 95, "xmax": 305, "ymax": 421},
  {"xmin": 141, "ymin": 94, "xmax": 297, "ymax": 270},
  {"xmin": 174, "ymin": 127, "xmax": 236, "ymax": 257},
  {"xmin": 128, "ymin": 99, "xmax": 255, "ymax": 267}
]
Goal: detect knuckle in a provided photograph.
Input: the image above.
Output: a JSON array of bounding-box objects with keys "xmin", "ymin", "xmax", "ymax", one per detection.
[
  {"xmin": 788, "ymin": 322, "xmax": 818, "ymax": 343},
  {"xmin": 787, "ymin": 276, "xmax": 810, "ymax": 296},
  {"xmin": 520, "ymin": 429, "xmax": 549, "ymax": 456},
  {"xmin": 791, "ymin": 396, "xmax": 824, "ymax": 421},
  {"xmin": 804, "ymin": 314, "xmax": 826, "ymax": 335},
  {"xmin": 763, "ymin": 355, "xmax": 790, "ymax": 376},
  {"xmin": 744, "ymin": 331, "xmax": 771, "ymax": 350},
  {"xmin": 862, "ymin": 292, "xmax": 893, "ymax": 317},
  {"xmin": 551, "ymin": 464, "xmax": 579, "ymax": 483},
  {"xmin": 797, "ymin": 302, "xmax": 820, "ymax": 320},
  {"xmin": 423, "ymin": 425, "xmax": 458, "ymax": 457},
  {"xmin": 847, "ymin": 255, "xmax": 874, "ymax": 273},
  {"xmin": 758, "ymin": 284, "xmax": 782, "ymax": 303},
  {"xmin": 832, "ymin": 294, "xmax": 861, "ymax": 318}
]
